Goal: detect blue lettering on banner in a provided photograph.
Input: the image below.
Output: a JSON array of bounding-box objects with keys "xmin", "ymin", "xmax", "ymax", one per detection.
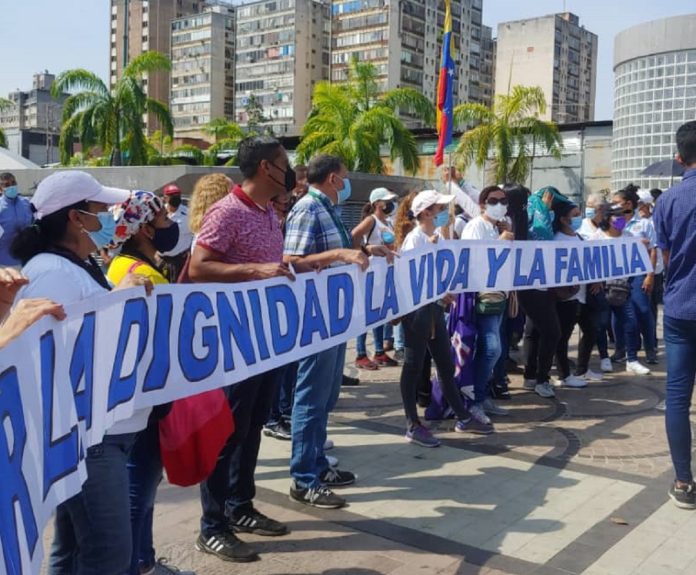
[
  {"xmin": 583, "ymin": 246, "xmax": 602, "ymax": 281},
  {"xmin": 528, "ymin": 249, "xmax": 547, "ymax": 286},
  {"xmin": 143, "ymin": 295, "xmax": 173, "ymax": 393},
  {"xmin": 327, "ymin": 273, "xmax": 354, "ymax": 336},
  {"xmin": 365, "ymin": 271, "xmax": 382, "ymax": 326},
  {"xmin": 486, "ymin": 247, "xmax": 510, "ymax": 288},
  {"xmin": 426, "ymin": 251, "xmax": 434, "ymax": 299},
  {"xmin": 449, "ymin": 248, "xmax": 470, "ymax": 291},
  {"xmin": 381, "ymin": 266, "xmax": 399, "ymax": 319},
  {"xmin": 610, "ymin": 245, "xmax": 624, "ymax": 276},
  {"xmin": 265, "ymin": 285, "xmax": 300, "ymax": 355},
  {"xmin": 601, "ymin": 244, "xmax": 610, "ymax": 277},
  {"xmin": 108, "ymin": 298, "xmax": 149, "ymax": 410},
  {"xmin": 513, "ymin": 248, "xmax": 529, "ymax": 287},
  {"xmin": 435, "ymin": 249, "xmax": 455, "ymax": 296},
  {"xmin": 0, "ymin": 367, "xmax": 39, "ymax": 575},
  {"xmin": 409, "ymin": 254, "xmax": 428, "ymax": 306},
  {"xmin": 630, "ymin": 243, "xmax": 648, "ymax": 274},
  {"xmin": 555, "ymin": 248, "xmax": 569, "ymax": 283},
  {"xmin": 217, "ymin": 291, "xmax": 255, "ymax": 370},
  {"xmin": 69, "ymin": 312, "xmax": 96, "ymax": 430},
  {"xmin": 247, "ymin": 290, "xmax": 271, "ymax": 361},
  {"xmin": 300, "ymin": 279, "xmax": 329, "ymax": 346},
  {"xmin": 567, "ymin": 248, "xmax": 583, "ymax": 282},
  {"xmin": 41, "ymin": 331, "xmax": 80, "ymax": 499},
  {"xmin": 621, "ymin": 242, "xmax": 630, "ymax": 274},
  {"xmin": 179, "ymin": 292, "xmax": 219, "ymax": 381}
]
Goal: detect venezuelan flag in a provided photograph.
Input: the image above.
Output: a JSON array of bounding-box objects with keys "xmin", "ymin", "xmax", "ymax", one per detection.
[{"xmin": 434, "ymin": 0, "xmax": 455, "ymax": 167}]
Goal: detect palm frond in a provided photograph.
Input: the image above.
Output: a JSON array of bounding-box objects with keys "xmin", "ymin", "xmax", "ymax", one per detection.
[
  {"xmin": 123, "ymin": 51, "xmax": 172, "ymax": 78},
  {"xmin": 380, "ymin": 88, "xmax": 435, "ymax": 125},
  {"xmin": 52, "ymin": 69, "xmax": 108, "ymax": 99}
]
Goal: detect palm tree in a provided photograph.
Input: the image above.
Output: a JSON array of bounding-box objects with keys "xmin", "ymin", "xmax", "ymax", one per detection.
[
  {"xmin": 52, "ymin": 51, "xmax": 173, "ymax": 166},
  {"xmin": 296, "ymin": 59, "xmax": 435, "ymax": 175},
  {"xmin": 203, "ymin": 118, "xmax": 244, "ymax": 143},
  {"xmin": 0, "ymin": 98, "xmax": 13, "ymax": 148},
  {"xmin": 454, "ymin": 86, "xmax": 563, "ymax": 185}
]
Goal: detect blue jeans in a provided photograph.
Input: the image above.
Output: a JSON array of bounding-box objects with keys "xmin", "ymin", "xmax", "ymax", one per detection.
[
  {"xmin": 48, "ymin": 433, "xmax": 136, "ymax": 575},
  {"xmin": 127, "ymin": 420, "xmax": 163, "ymax": 575},
  {"xmin": 664, "ymin": 315, "xmax": 696, "ymax": 483},
  {"xmin": 384, "ymin": 323, "xmax": 394, "ymax": 344},
  {"xmin": 473, "ymin": 312, "xmax": 504, "ymax": 402},
  {"xmin": 492, "ymin": 312, "xmax": 510, "ymax": 386},
  {"xmin": 356, "ymin": 325, "xmax": 385, "ymax": 357},
  {"xmin": 630, "ymin": 275, "xmax": 657, "ymax": 355},
  {"xmin": 267, "ymin": 361, "xmax": 298, "ymax": 426},
  {"xmin": 612, "ymin": 300, "xmax": 639, "ymax": 361},
  {"xmin": 291, "ymin": 343, "xmax": 346, "ymax": 489},
  {"xmin": 612, "ymin": 276, "xmax": 656, "ymax": 361},
  {"xmin": 394, "ymin": 322, "xmax": 405, "ymax": 351},
  {"xmin": 200, "ymin": 369, "xmax": 282, "ymax": 535}
]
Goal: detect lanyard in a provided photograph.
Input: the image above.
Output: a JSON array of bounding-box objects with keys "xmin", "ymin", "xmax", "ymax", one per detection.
[{"xmin": 307, "ymin": 189, "xmax": 352, "ymax": 249}]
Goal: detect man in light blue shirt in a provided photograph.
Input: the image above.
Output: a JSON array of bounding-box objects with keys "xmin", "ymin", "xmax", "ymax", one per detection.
[{"xmin": 0, "ymin": 173, "xmax": 33, "ymax": 267}]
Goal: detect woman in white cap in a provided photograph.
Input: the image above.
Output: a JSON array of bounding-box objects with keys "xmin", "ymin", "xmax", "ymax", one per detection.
[
  {"xmin": 351, "ymin": 187, "xmax": 399, "ymax": 369},
  {"xmin": 397, "ymin": 190, "xmax": 490, "ymax": 448},
  {"xmin": 11, "ymin": 171, "xmax": 153, "ymax": 575}
]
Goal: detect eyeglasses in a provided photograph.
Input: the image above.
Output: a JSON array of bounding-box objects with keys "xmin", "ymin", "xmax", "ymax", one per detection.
[{"xmin": 486, "ymin": 198, "xmax": 509, "ymax": 206}]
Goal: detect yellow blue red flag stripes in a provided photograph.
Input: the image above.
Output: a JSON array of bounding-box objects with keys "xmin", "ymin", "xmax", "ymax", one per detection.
[{"xmin": 434, "ymin": 0, "xmax": 455, "ymax": 166}]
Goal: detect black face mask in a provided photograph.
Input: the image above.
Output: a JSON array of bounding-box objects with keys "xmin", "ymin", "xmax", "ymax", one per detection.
[
  {"xmin": 153, "ymin": 223, "xmax": 180, "ymax": 253},
  {"xmin": 167, "ymin": 195, "xmax": 182, "ymax": 209},
  {"xmin": 383, "ymin": 201, "xmax": 395, "ymax": 215},
  {"xmin": 269, "ymin": 161, "xmax": 297, "ymax": 193}
]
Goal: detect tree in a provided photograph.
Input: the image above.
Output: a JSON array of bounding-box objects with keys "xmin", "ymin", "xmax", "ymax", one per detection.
[
  {"xmin": 0, "ymin": 98, "xmax": 13, "ymax": 148},
  {"xmin": 453, "ymin": 85, "xmax": 563, "ymax": 185},
  {"xmin": 296, "ymin": 59, "xmax": 435, "ymax": 175},
  {"xmin": 203, "ymin": 118, "xmax": 244, "ymax": 143},
  {"xmin": 244, "ymin": 94, "xmax": 269, "ymax": 136},
  {"xmin": 52, "ymin": 51, "xmax": 173, "ymax": 166}
]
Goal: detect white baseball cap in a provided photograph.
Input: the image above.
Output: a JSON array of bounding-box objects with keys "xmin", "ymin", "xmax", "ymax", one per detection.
[
  {"xmin": 369, "ymin": 187, "xmax": 398, "ymax": 204},
  {"xmin": 411, "ymin": 189, "xmax": 455, "ymax": 217},
  {"xmin": 32, "ymin": 171, "xmax": 131, "ymax": 220},
  {"xmin": 637, "ymin": 190, "xmax": 654, "ymax": 205}
]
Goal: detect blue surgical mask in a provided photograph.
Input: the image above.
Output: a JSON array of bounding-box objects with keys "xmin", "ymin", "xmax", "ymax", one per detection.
[
  {"xmin": 584, "ymin": 208, "xmax": 595, "ymax": 219},
  {"xmin": 84, "ymin": 211, "xmax": 117, "ymax": 250},
  {"xmin": 337, "ymin": 177, "xmax": 352, "ymax": 204},
  {"xmin": 433, "ymin": 210, "xmax": 449, "ymax": 228},
  {"xmin": 3, "ymin": 185, "xmax": 18, "ymax": 199},
  {"xmin": 570, "ymin": 216, "xmax": 583, "ymax": 231}
]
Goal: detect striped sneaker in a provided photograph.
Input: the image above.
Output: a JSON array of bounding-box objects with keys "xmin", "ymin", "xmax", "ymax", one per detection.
[
  {"xmin": 195, "ymin": 532, "xmax": 258, "ymax": 562},
  {"xmin": 229, "ymin": 509, "xmax": 289, "ymax": 536}
]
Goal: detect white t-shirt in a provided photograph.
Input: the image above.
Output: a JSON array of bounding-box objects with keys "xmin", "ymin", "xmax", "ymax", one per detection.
[
  {"xmin": 401, "ymin": 226, "xmax": 433, "ymax": 252},
  {"xmin": 461, "ymin": 216, "xmax": 499, "ymax": 241},
  {"xmin": 577, "ymin": 218, "xmax": 598, "ymax": 241},
  {"xmin": 17, "ymin": 253, "xmax": 151, "ymax": 436},
  {"xmin": 554, "ymin": 232, "xmax": 586, "ymax": 304}
]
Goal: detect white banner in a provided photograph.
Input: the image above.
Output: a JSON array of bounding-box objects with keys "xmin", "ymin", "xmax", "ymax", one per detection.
[{"xmin": 0, "ymin": 238, "xmax": 650, "ymax": 575}]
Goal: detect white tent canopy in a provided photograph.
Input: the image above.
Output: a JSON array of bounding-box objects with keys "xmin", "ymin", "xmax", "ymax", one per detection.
[{"xmin": 0, "ymin": 147, "xmax": 40, "ymax": 171}]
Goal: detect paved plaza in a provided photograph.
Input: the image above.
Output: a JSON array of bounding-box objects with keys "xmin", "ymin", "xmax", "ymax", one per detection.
[{"xmin": 42, "ymin": 329, "xmax": 696, "ymax": 574}]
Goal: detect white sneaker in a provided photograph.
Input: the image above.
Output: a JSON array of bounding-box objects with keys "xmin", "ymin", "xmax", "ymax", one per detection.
[
  {"xmin": 627, "ymin": 361, "xmax": 651, "ymax": 375},
  {"xmin": 535, "ymin": 382, "xmax": 556, "ymax": 398},
  {"xmin": 563, "ymin": 375, "xmax": 588, "ymax": 388},
  {"xmin": 600, "ymin": 358, "xmax": 613, "ymax": 372},
  {"xmin": 327, "ymin": 454, "xmax": 339, "ymax": 467},
  {"xmin": 579, "ymin": 369, "xmax": 603, "ymax": 382},
  {"xmin": 470, "ymin": 403, "xmax": 492, "ymax": 425},
  {"xmin": 324, "ymin": 439, "xmax": 334, "ymax": 450},
  {"xmin": 523, "ymin": 378, "xmax": 536, "ymax": 390}
]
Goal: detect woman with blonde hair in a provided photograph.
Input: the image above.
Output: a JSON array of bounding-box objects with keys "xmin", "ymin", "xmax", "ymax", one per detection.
[{"xmin": 188, "ymin": 173, "xmax": 233, "ymax": 238}]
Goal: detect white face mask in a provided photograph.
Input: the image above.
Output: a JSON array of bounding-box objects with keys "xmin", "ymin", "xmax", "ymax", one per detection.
[{"xmin": 486, "ymin": 203, "xmax": 508, "ymax": 222}]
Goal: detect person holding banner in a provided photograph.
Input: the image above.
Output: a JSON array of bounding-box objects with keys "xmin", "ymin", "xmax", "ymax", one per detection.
[
  {"xmin": 188, "ymin": 137, "xmax": 296, "ymax": 562},
  {"xmin": 284, "ymin": 154, "xmax": 390, "ymax": 508},
  {"xmin": 462, "ymin": 185, "xmax": 514, "ymax": 423},
  {"xmin": 10, "ymin": 171, "xmax": 153, "ymax": 575}
]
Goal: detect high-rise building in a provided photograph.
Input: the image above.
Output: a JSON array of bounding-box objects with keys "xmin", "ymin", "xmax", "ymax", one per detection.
[
  {"xmin": 495, "ymin": 12, "xmax": 597, "ymax": 123},
  {"xmin": 234, "ymin": 0, "xmax": 330, "ymax": 136},
  {"xmin": 469, "ymin": 21, "xmax": 495, "ymax": 106},
  {"xmin": 0, "ymin": 72, "xmax": 67, "ymax": 165},
  {"xmin": 612, "ymin": 14, "xmax": 696, "ymax": 190},
  {"xmin": 109, "ymin": 0, "xmax": 202, "ymax": 133},
  {"xmin": 170, "ymin": 3, "xmax": 235, "ymax": 141},
  {"xmin": 331, "ymin": 0, "xmax": 477, "ymax": 125}
]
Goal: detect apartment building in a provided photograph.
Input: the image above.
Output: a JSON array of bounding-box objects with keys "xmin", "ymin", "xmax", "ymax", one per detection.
[
  {"xmin": 495, "ymin": 12, "xmax": 597, "ymax": 123},
  {"xmin": 170, "ymin": 3, "xmax": 235, "ymax": 141}
]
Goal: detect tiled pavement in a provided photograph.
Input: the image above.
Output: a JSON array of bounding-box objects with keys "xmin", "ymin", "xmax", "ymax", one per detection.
[{"xmin": 41, "ymin": 332, "xmax": 696, "ymax": 574}]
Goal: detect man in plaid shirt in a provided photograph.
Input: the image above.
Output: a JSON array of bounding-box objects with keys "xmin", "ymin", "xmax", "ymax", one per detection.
[{"xmin": 284, "ymin": 155, "xmax": 393, "ymax": 509}]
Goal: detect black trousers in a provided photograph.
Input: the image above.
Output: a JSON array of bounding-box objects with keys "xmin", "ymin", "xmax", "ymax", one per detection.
[
  {"xmin": 519, "ymin": 290, "xmax": 562, "ymax": 384},
  {"xmin": 555, "ymin": 300, "xmax": 579, "ymax": 380}
]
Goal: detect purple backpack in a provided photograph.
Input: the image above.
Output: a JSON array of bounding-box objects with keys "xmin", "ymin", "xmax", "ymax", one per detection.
[{"xmin": 425, "ymin": 292, "xmax": 477, "ymax": 420}]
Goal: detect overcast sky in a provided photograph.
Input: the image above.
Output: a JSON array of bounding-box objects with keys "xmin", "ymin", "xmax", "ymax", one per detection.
[{"xmin": 0, "ymin": 1, "xmax": 691, "ymax": 120}]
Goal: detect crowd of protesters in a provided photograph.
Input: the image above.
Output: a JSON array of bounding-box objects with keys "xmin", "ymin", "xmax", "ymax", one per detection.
[{"xmin": 0, "ymin": 120, "xmax": 695, "ymax": 574}]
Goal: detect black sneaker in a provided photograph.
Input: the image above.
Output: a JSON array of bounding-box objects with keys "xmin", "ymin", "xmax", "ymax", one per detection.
[
  {"xmin": 394, "ymin": 349, "xmax": 405, "ymax": 363},
  {"xmin": 229, "ymin": 508, "xmax": 289, "ymax": 536},
  {"xmin": 669, "ymin": 481, "xmax": 696, "ymax": 509},
  {"xmin": 195, "ymin": 532, "xmax": 258, "ymax": 562},
  {"xmin": 342, "ymin": 374, "xmax": 360, "ymax": 387},
  {"xmin": 320, "ymin": 466, "xmax": 356, "ymax": 487},
  {"xmin": 263, "ymin": 420, "xmax": 291, "ymax": 441},
  {"xmin": 290, "ymin": 482, "xmax": 346, "ymax": 509}
]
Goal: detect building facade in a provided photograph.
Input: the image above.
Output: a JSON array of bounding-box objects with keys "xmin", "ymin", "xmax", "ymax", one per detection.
[
  {"xmin": 110, "ymin": 0, "xmax": 202, "ymax": 133},
  {"xmin": 0, "ymin": 72, "xmax": 66, "ymax": 166},
  {"xmin": 234, "ymin": 0, "xmax": 329, "ymax": 136},
  {"xmin": 495, "ymin": 12, "xmax": 597, "ymax": 123},
  {"xmin": 612, "ymin": 14, "xmax": 696, "ymax": 190},
  {"xmin": 170, "ymin": 4, "xmax": 235, "ymax": 141}
]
